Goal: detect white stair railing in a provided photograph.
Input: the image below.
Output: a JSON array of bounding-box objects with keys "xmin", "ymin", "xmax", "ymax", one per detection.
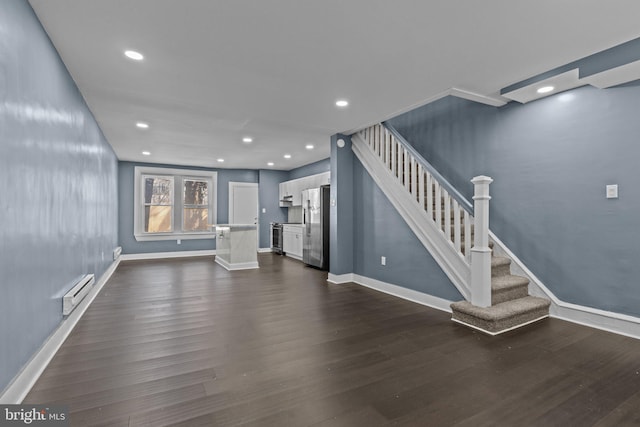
[{"xmin": 357, "ymin": 123, "xmax": 492, "ymax": 305}]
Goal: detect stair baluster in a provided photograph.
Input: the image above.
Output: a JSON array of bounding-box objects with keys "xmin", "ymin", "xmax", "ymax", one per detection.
[
  {"xmin": 357, "ymin": 123, "xmax": 499, "ymax": 304},
  {"xmin": 354, "ymin": 123, "xmax": 550, "ymax": 334}
]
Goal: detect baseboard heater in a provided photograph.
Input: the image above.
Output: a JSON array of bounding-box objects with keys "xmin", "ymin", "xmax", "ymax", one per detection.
[{"xmin": 63, "ymin": 274, "xmax": 95, "ymax": 316}]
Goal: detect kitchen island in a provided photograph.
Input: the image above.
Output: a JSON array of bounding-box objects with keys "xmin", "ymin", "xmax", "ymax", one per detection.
[{"xmin": 214, "ymin": 224, "xmax": 259, "ymax": 270}]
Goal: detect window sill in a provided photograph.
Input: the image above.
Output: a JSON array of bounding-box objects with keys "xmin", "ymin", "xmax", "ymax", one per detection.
[{"xmin": 134, "ymin": 232, "xmax": 216, "ymax": 242}]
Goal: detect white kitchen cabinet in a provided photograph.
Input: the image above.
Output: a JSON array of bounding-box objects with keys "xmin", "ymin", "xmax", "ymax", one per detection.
[
  {"xmin": 282, "ymin": 224, "xmax": 303, "ymax": 260},
  {"xmin": 279, "ymin": 172, "xmax": 330, "ymax": 207},
  {"xmin": 290, "ymin": 180, "xmax": 302, "ymax": 206},
  {"xmin": 279, "ymin": 182, "xmax": 293, "ymax": 207}
]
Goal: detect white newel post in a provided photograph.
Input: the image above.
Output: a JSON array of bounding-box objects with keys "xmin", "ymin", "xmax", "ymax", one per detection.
[{"xmin": 470, "ymin": 175, "xmax": 493, "ymax": 307}]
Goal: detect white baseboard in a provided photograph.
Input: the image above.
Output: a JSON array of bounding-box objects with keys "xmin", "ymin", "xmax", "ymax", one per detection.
[
  {"xmin": 120, "ymin": 250, "xmax": 215, "ymax": 261},
  {"xmin": 490, "ymin": 231, "xmax": 640, "ymax": 340},
  {"xmin": 258, "ymin": 248, "xmax": 272, "ymax": 253},
  {"xmin": 328, "ymin": 272, "xmax": 452, "ymax": 313},
  {"xmin": 551, "ymin": 303, "xmax": 640, "ymax": 340},
  {"xmin": 330, "ymin": 267, "xmax": 640, "ymax": 340},
  {"xmin": 353, "ymin": 274, "xmax": 453, "ymax": 313},
  {"xmin": 214, "ymin": 257, "xmax": 259, "ymax": 271},
  {"xmin": 327, "ymin": 273, "xmax": 355, "ymax": 284},
  {"xmin": 0, "ymin": 258, "xmax": 121, "ymax": 404}
]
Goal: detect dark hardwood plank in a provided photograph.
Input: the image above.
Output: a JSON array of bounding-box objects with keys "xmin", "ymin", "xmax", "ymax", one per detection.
[{"xmin": 22, "ymin": 254, "xmax": 640, "ymax": 426}]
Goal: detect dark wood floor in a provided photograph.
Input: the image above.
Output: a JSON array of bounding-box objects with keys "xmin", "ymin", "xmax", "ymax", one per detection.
[{"xmin": 24, "ymin": 254, "xmax": 640, "ymax": 426}]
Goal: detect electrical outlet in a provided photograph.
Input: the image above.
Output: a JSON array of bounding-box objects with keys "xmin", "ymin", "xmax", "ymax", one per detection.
[
  {"xmin": 381, "ymin": 256, "xmax": 386, "ymax": 266},
  {"xmin": 177, "ymin": 239, "xmax": 181, "ymax": 244},
  {"xmin": 262, "ymin": 208, "xmax": 266, "ymax": 213},
  {"xmin": 606, "ymin": 184, "xmax": 618, "ymax": 199}
]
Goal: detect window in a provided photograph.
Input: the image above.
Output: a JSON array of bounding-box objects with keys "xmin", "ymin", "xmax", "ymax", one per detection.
[
  {"xmin": 183, "ymin": 179, "xmax": 209, "ymax": 232},
  {"xmin": 143, "ymin": 175, "xmax": 174, "ymax": 233},
  {"xmin": 134, "ymin": 167, "xmax": 217, "ymax": 241}
]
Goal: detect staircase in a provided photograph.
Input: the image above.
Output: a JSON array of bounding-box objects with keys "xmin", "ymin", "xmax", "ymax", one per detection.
[
  {"xmin": 353, "ymin": 123, "xmax": 550, "ymax": 335},
  {"xmin": 450, "ymin": 256, "xmax": 550, "ymax": 334}
]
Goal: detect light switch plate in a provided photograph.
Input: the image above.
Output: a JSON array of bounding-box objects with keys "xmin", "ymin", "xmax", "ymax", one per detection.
[{"xmin": 606, "ymin": 184, "xmax": 618, "ymax": 199}]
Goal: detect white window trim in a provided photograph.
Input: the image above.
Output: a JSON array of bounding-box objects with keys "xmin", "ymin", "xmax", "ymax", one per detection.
[{"xmin": 134, "ymin": 166, "xmax": 217, "ymax": 242}]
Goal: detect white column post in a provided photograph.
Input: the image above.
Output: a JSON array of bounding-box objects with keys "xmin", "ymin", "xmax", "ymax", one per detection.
[{"xmin": 470, "ymin": 175, "xmax": 493, "ymax": 307}]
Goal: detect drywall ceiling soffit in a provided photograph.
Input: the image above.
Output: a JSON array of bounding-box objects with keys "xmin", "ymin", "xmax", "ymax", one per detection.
[{"xmin": 501, "ymin": 36, "xmax": 640, "ymax": 104}]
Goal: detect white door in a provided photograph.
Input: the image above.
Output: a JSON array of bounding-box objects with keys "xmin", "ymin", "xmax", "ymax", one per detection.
[{"xmin": 229, "ymin": 182, "xmax": 259, "ymax": 245}]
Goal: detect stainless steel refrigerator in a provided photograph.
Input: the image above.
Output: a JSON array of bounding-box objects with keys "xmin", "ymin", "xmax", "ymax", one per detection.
[{"xmin": 302, "ymin": 185, "xmax": 330, "ymax": 270}]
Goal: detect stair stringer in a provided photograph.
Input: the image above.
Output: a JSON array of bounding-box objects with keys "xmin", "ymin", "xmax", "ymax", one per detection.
[{"xmin": 351, "ymin": 133, "xmax": 471, "ymax": 300}]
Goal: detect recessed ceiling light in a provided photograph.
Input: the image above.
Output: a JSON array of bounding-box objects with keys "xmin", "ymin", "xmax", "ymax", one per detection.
[
  {"xmin": 217, "ymin": 158, "xmax": 225, "ymax": 163},
  {"xmin": 242, "ymin": 137, "xmax": 253, "ymax": 143},
  {"xmin": 537, "ymin": 86, "xmax": 555, "ymax": 94},
  {"xmin": 267, "ymin": 162, "xmax": 274, "ymax": 166},
  {"xmin": 335, "ymin": 99, "xmax": 349, "ymax": 107},
  {"xmin": 305, "ymin": 144, "xmax": 314, "ymax": 150},
  {"xmin": 136, "ymin": 122, "xmax": 149, "ymax": 129},
  {"xmin": 284, "ymin": 154, "xmax": 292, "ymax": 159},
  {"xmin": 141, "ymin": 151, "xmax": 151, "ymax": 156},
  {"xmin": 124, "ymin": 50, "xmax": 144, "ymax": 61}
]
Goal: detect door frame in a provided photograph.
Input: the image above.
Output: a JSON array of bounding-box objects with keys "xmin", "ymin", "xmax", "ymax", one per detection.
[{"xmin": 228, "ymin": 182, "xmax": 259, "ymax": 246}]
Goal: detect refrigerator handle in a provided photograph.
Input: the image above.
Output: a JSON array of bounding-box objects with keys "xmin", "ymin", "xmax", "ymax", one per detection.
[{"xmin": 305, "ymin": 199, "xmax": 311, "ymax": 236}]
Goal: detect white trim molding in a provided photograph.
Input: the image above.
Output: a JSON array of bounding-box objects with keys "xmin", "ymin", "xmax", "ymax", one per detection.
[
  {"xmin": 258, "ymin": 248, "xmax": 273, "ymax": 253},
  {"xmin": 328, "ymin": 273, "xmax": 453, "ymax": 313},
  {"xmin": 351, "ymin": 133, "xmax": 471, "ymax": 300},
  {"xmin": 120, "ymin": 250, "xmax": 216, "ymax": 261},
  {"xmin": 327, "ymin": 273, "xmax": 355, "ymax": 284},
  {"xmin": 490, "ymin": 231, "xmax": 640, "ymax": 340},
  {"xmin": 0, "ymin": 258, "xmax": 121, "ymax": 404},
  {"xmin": 452, "ymin": 315, "xmax": 549, "ymax": 337},
  {"xmin": 332, "ymin": 265, "xmax": 640, "ymax": 340},
  {"xmin": 344, "ymin": 87, "xmax": 507, "ymax": 135},
  {"xmin": 214, "ymin": 257, "xmax": 259, "ymax": 271},
  {"xmin": 133, "ymin": 166, "xmax": 217, "ymax": 242},
  {"xmin": 352, "ymin": 274, "xmax": 453, "ymax": 313}
]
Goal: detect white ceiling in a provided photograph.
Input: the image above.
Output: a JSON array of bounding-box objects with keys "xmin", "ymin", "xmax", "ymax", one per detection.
[{"xmin": 28, "ymin": 0, "xmax": 640, "ymax": 170}]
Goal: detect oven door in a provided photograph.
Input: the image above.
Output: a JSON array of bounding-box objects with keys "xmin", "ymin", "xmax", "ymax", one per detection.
[{"xmin": 271, "ymin": 224, "xmax": 283, "ymax": 254}]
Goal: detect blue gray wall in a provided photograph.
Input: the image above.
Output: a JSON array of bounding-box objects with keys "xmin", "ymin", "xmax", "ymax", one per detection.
[
  {"xmin": 329, "ymin": 132, "xmax": 459, "ymax": 297},
  {"xmin": 387, "ymin": 85, "xmax": 640, "ymax": 317},
  {"xmin": 330, "ymin": 135, "xmax": 354, "ymax": 275},
  {"xmin": 353, "ymin": 162, "xmax": 463, "ymax": 300},
  {"xmin": 288, "ymin": 158, "xmax": 330, "ymax": 180},
  {"xmin": 118, "ymin": 159, "xmax": 331, "ymax": 254},
  {"xmin": 118, "ymin": 161, "xmax": 258, "ymax": 254},
  {"xmin": 0, "ymin": 0, "xmax": 119, "ymax": 393},
  {"xmin": 258, "ymin": 169, "xmax": 289, "ymax": 248}
]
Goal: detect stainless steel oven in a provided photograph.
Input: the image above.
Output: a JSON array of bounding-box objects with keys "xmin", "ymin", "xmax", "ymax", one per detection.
[{"xmin": 270, "ymin": 222, "xmax": 283, "ymax": 254}]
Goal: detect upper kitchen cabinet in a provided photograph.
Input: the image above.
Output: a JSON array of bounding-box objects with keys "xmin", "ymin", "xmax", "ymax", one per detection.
[
  {"xmin": 279, "ymin": 172, "xmax": 330, "ymax": 207},
  {"xmin": 279, "ymin": 181, "xmax": 293, "ymax": 207}
]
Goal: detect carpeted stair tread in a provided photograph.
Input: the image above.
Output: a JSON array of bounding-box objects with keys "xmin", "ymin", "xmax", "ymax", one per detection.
[
  {"xmin": 492, "ymin": 274, "xmax": 528, "ymax": 291},
  {"xmin": 491, "ymin": 274, "xmax": 530, "ymax": 304},
  {"xmin": 451, "ymin": 296, "xmax": 548, "ymax": 320},
  {"xmin": 491, "ymin": 256, "xmax": 512, "ymax": 277},
  {"xmin": 491, "ymin": 256, "xmax": 511, "ymax": 269},
  {"xmin": 450, "ymin": 296, "xmax": 550, "ymax": 334}
]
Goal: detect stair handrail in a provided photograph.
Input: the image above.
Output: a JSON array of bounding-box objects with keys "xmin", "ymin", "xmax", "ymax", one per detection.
[
  {"xmin": 355, "ymin": 122, "xmax": 493, "ymax": 307},
  {"xmin": 383, "ymin": 121, "xmax": 473, "ymax": 214}
]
